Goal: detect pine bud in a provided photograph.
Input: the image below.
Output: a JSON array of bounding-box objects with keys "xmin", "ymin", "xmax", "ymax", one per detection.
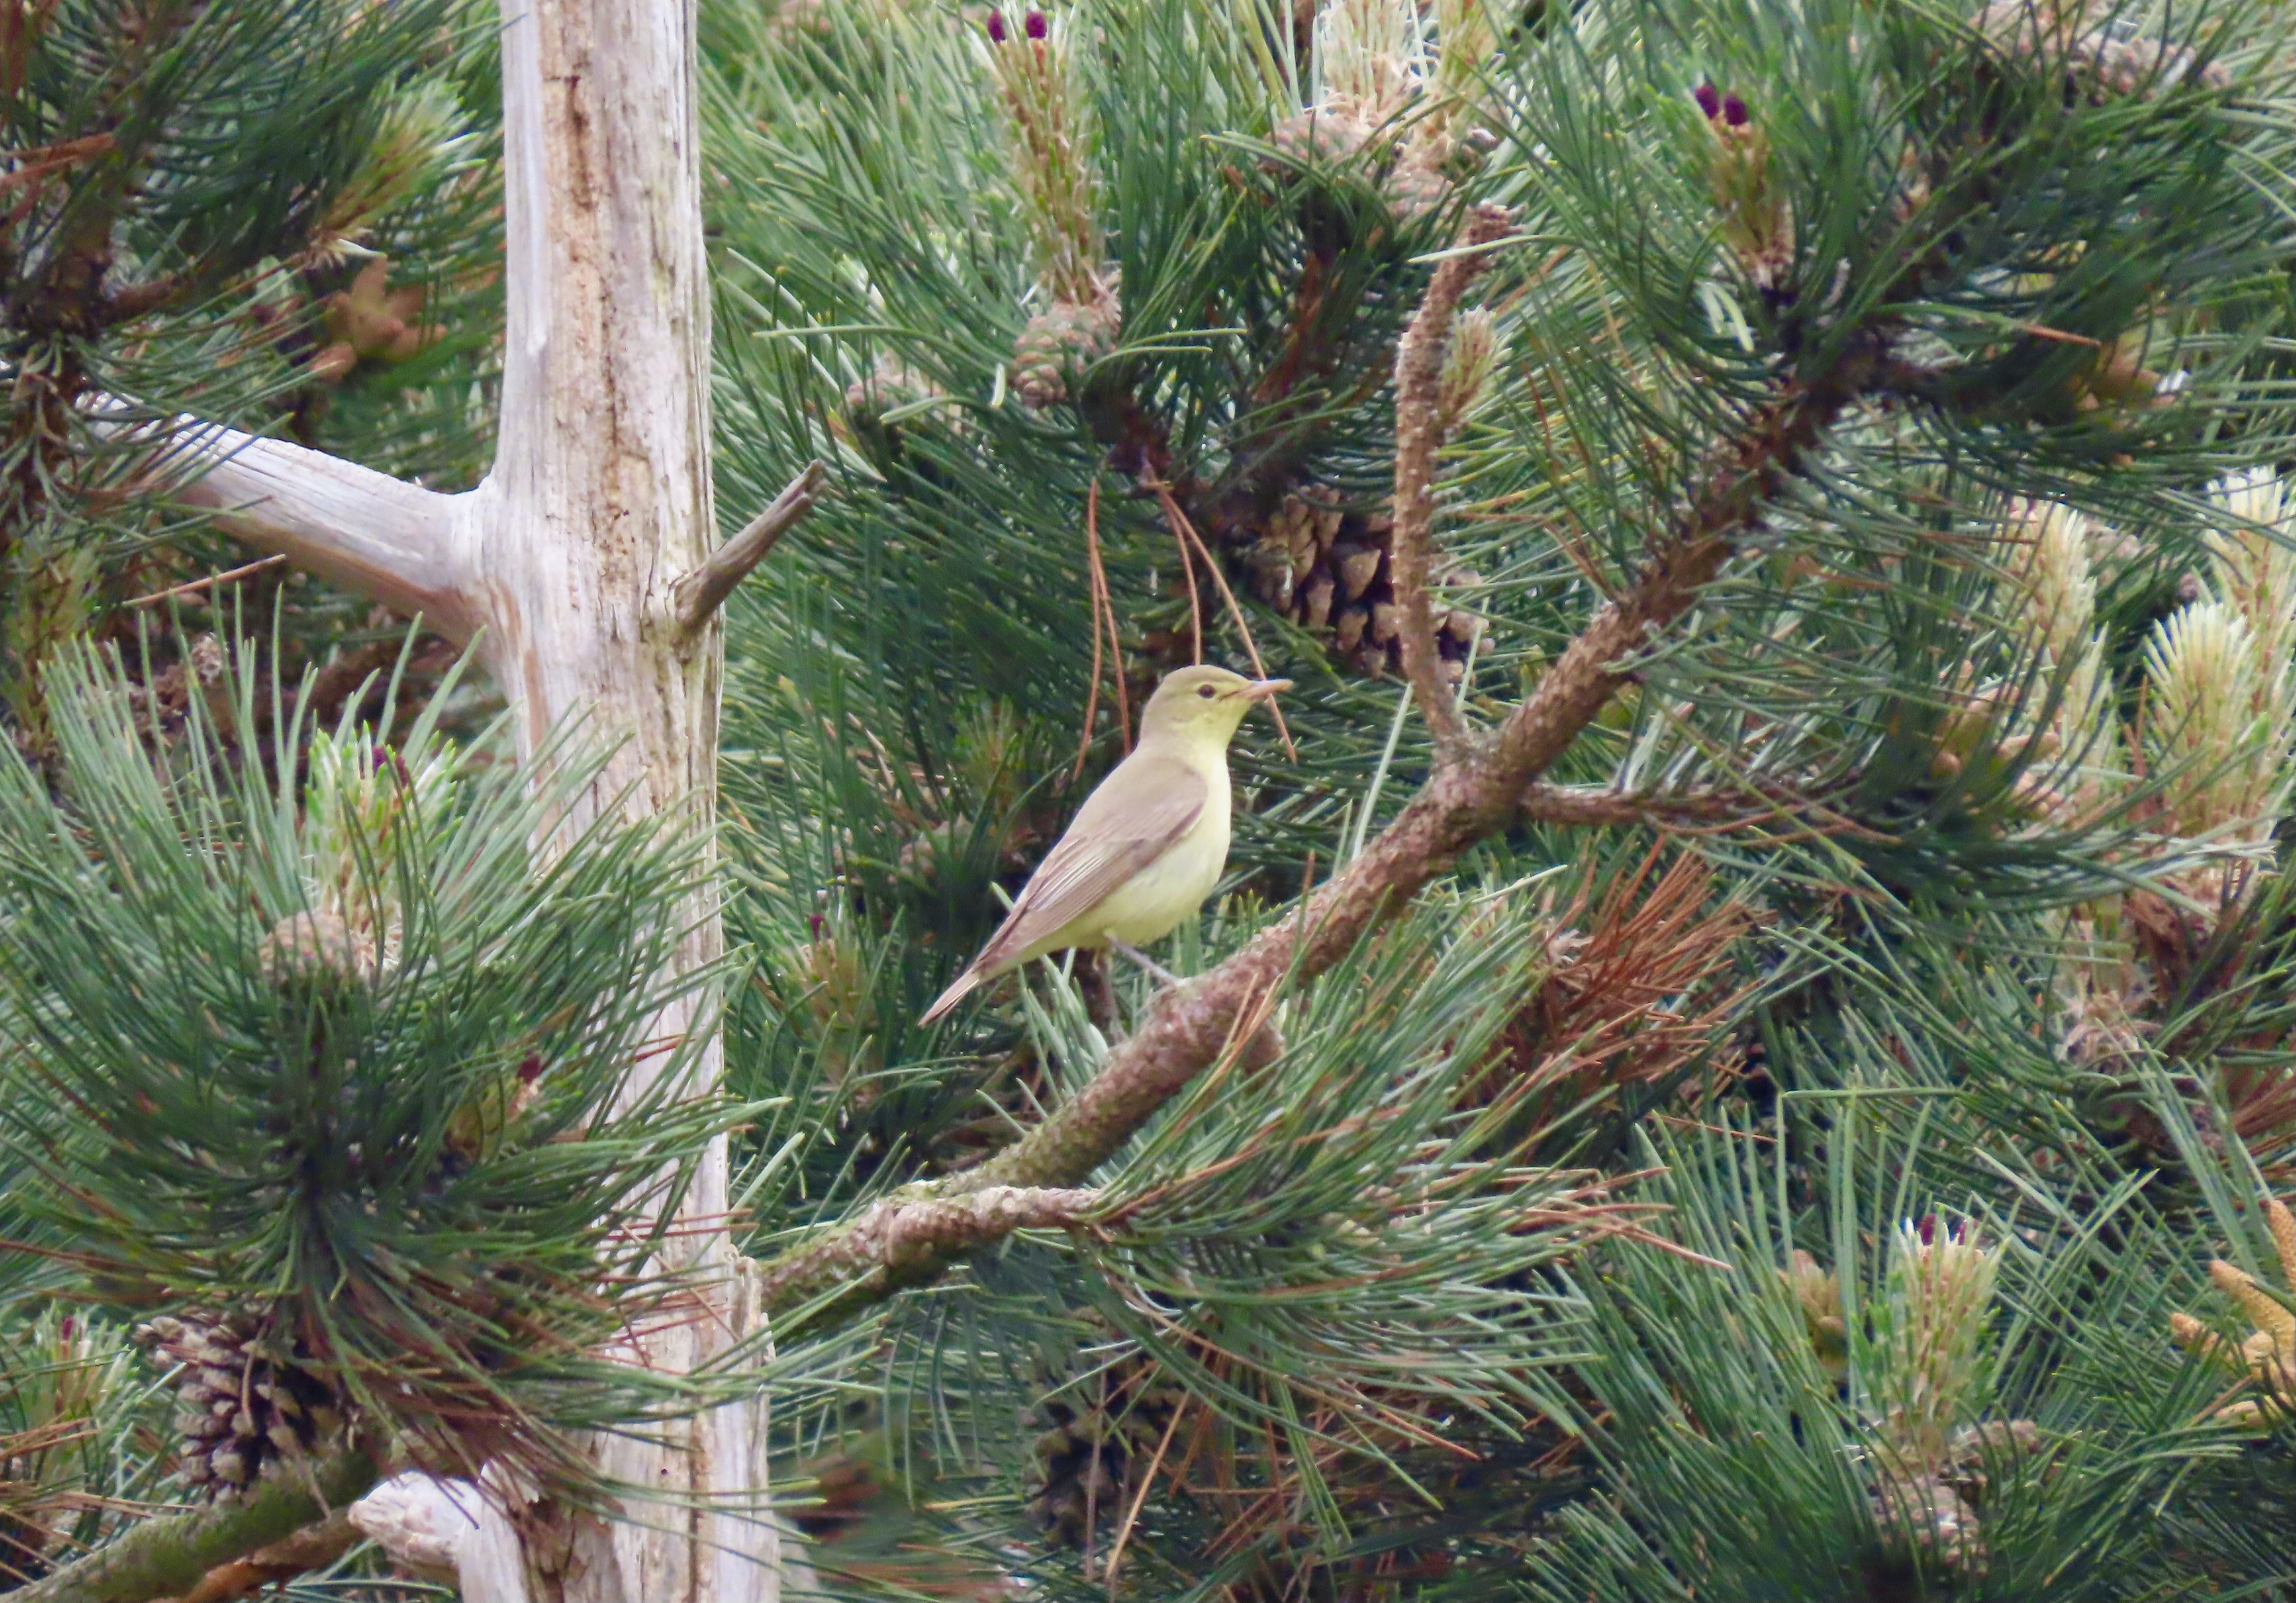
[
  {"xmin": 1780, "ymin": 1249, "xmax": 1848, "ymax": 1377},
  {"xmin": 1422, "ymin": 0, "xmax": 1496, "ymax": 145},
  {"xmin": 985, "ymin": 3, "xmax": 1109, "ymax": 308},
  {"xmin": 2169, "ymin": 1194, "xmax": 2296, "ymax": 1428},
  {"xmin": 2204, "ymin": 467, "xmax": 2296, "ymax": 682},
  {"xmin": 1697, "ymin": 87, "xmax": 1794, "ymax": 290},
  {"xmin": 1435, "ymin": 306, "xmax": 1496, "ymax": 439},
  {"xmin": 1876, "ymin": 1217, "xmax": 2000, "ymax": 1476},
  {"xmin": 1317, "ymin": 0, "xmax": 1418, "ymax": 129},
  {"xmin": 2146, "ymin": 601, "xmax": 2279, "ymax": 844}
]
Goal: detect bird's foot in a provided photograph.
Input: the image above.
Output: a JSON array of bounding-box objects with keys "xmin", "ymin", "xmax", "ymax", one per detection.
[{"xmin": 1109, "ymin": 938, "xmax": 1183, "ymax": 990}]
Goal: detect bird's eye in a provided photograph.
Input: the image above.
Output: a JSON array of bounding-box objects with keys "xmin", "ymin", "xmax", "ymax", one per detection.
[{"xmin": 1197, "ymin": 685, "xmax": 1217, "ymax": 699}]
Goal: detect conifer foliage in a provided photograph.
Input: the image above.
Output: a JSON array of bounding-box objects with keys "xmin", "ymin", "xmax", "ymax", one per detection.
[
  {"xmin": 0, "ymin": 0, "xmax": 501, "ymax": 768},
  {"xmin": 6, "ymin": 0, "xmax": 2296, "ymax": 1597},
  {"xmin": 711, "ymin": 0, "xmax": 2296, "ymax": 1595}
]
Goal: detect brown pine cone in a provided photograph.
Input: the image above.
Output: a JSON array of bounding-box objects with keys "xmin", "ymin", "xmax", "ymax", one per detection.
[{"xmin": 136, "ymin": 1312, "xmax": 344, "ymax": 1499}]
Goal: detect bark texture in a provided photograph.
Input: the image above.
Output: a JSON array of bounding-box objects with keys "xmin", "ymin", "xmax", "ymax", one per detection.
[{"xmin": 459, "ymin": 3, "xmax": 770, "ymax": 1597}]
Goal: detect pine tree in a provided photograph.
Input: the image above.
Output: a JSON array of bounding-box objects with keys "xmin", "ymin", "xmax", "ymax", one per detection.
[{"xmin": 5, "ymin": 0, "xmax": 2296, "ymax": 1600}]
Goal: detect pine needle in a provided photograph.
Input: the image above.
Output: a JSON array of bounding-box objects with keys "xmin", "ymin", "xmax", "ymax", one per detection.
[{"xmin": 1152, "ymin": 479, "xmax": 1299, "ymax": 760}]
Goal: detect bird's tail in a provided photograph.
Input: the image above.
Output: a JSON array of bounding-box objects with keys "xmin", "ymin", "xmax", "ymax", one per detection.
[{"xmin": 920, "ymin": 965, "xmax": 986, "ymax": 1025}]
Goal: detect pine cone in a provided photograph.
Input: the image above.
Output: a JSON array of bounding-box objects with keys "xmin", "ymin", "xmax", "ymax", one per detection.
[
  {"xmin": 136, "ymin": 1311, "xmax": 344, "ymax": 1498},
  {"xmin": 1026, "ymin": 1360, "xmax": 1186, "ymax": 1548},
  {"xmin": 1383, "ymin": 150, "xmax": 1452, "ymax": 220},
  {"xmin": 1012, "ymin": 288, "xmax": 1122, "ymax": 409},
  {"xmin": 1874, "ymin": 1468, "xmax": 1984, "ymax": 1573},
  {"xmin": 1266, "ymin": 106, "xmax": 1380, "ymax": 170},
  {"xmin": 1221, "ymin": 490, "xmax": 1484, "ymax": 682}
]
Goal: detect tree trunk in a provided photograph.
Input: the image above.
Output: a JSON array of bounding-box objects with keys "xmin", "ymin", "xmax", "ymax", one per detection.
[
  {"xmin": 152, "ymin": 0, "xmax": 779, "ymax": 1596},
  {"xmin": 456, "ymin": 3, "xmax": 772, "ymax": 1598}
]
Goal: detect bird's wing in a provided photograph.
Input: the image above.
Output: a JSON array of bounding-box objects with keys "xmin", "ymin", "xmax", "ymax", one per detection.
[{"xmin": 969, "ymin": 753, "xmax": 1208, "ymax": 974}]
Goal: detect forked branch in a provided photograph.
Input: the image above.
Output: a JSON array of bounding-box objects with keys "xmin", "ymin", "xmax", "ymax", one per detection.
[{"xmin": 670, "ymin": 460, "xmax": 828, "ymax": 642}]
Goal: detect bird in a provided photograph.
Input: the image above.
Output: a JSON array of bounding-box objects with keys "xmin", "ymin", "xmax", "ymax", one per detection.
[{"xmin": 920, "ymin": 665, "xmax": 1290, "ymax": 1024}]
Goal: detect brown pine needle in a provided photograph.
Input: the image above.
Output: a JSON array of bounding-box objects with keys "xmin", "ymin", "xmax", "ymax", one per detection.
[
  {"xmin": 1151, "ymin": 480, "xmax": 1298, "ymax": 760},
  {"xmin": 1105, "ymin": 1396, "xmax": 1187, "ymax": 1597},
  {"xmin": 1076, "ymin": 477, "xmax": 1109, "ymax": 783},
  {"xmin": 127, "ymin": 553, "xmax": 289, "ymax": 608},
  {"xmin": 1167, "ymin": 493, "xmax": 1205, "ymax": 665},
  {"xmin": 1092, "ymin": 481, "xmax": 1132, "ymax": 753}
]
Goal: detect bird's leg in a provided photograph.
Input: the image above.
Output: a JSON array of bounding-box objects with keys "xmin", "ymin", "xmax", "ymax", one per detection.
[
  {"xmin": 1075, "ymin": 948, "xmax": 1121, "ymax": 1036},
  {"xmin": 1108, "ymin": 938, "xmax": 1183, "ymax": 989}
]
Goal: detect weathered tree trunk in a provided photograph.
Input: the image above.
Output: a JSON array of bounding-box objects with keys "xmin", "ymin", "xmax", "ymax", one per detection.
[{"xmin": 158, "ymin": 0, "xmax": 779, "ymax": 1597}]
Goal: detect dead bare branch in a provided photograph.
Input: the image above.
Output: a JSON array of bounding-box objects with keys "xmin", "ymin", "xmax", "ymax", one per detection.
[{"xmin": 670, "ymin": 460, "xmax": 827, "ymax": 642}]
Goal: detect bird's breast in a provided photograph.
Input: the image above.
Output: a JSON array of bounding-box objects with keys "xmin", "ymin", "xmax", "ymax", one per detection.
[
  {"xmin": 1081, "ymin": 764, "xmax": 1231, "ymax": 948},
  {"xmin": 1088, "ymin": 814, "xmax": 1231, "ymax": 945}
]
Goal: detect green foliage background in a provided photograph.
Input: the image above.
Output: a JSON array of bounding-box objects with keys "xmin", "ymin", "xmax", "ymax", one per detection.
[{"xmin": 5, "ymin": 0, "xmax": 2296, "ymax": 1597}]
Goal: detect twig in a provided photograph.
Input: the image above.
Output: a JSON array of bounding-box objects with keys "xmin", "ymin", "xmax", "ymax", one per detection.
[
  {"xmin": 669, "ymin": 459, "xmax": 827, "ymax": 642},
  {"xmin": 124, "ymin": 553, "xmax": 288, "ymax": 608},
  {"xmin": 10, "ymin": 1448, "xmax": 378, "ymax": 1603},
  {"xmin": 1391, "ymin": 203, "xmax": 1514, "ymax": 757},
  {"xmin": 1150, "ymin": 480, "xmax": 1298, "ymax": 761}
]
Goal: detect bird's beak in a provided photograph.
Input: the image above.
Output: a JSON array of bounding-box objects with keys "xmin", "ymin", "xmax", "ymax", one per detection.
[{"xmin": 1240, "ymin": 677, "xmax": 1292, "ymax": 702}]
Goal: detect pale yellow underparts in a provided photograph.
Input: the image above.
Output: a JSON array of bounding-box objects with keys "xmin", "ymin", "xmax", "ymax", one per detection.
[{"xmin": 922, "ymin": 665, "xmax": 1288, "ymax": 1022}]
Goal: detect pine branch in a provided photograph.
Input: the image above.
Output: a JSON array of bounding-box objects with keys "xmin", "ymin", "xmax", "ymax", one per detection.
[
  {"xmin": 757, "ymin": 1185, "xmax": 1102, "ymax": 1321},
  {"xmin": 751, "ymin": 341, "xmax": 1909, "ymax": 1313},
  {"xmin": 1518, "ymin": 780, "xmax": 1840, "ymax": 832},
  {"xmin": 8, "ymin": 1450, "xmax": 378, "ymax": 1603},
  {"xmin": 175, "ymin": 1510, "xmax": 361, "ymax": 1603},
  {"xmin": 1391, "ymin": 204, "xmax": 1513, "ymax": 755}
]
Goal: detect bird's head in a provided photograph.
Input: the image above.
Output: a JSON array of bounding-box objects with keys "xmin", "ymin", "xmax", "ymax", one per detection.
[{"xmin": 1137, "ymin": 665, "xmax": 1291, "ymax": 749}]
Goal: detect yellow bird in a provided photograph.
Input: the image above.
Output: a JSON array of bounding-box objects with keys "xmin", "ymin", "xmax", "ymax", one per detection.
[{"xmin": 921, "ymin": 665, "xmax": 1290, "ymax": 1024}]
